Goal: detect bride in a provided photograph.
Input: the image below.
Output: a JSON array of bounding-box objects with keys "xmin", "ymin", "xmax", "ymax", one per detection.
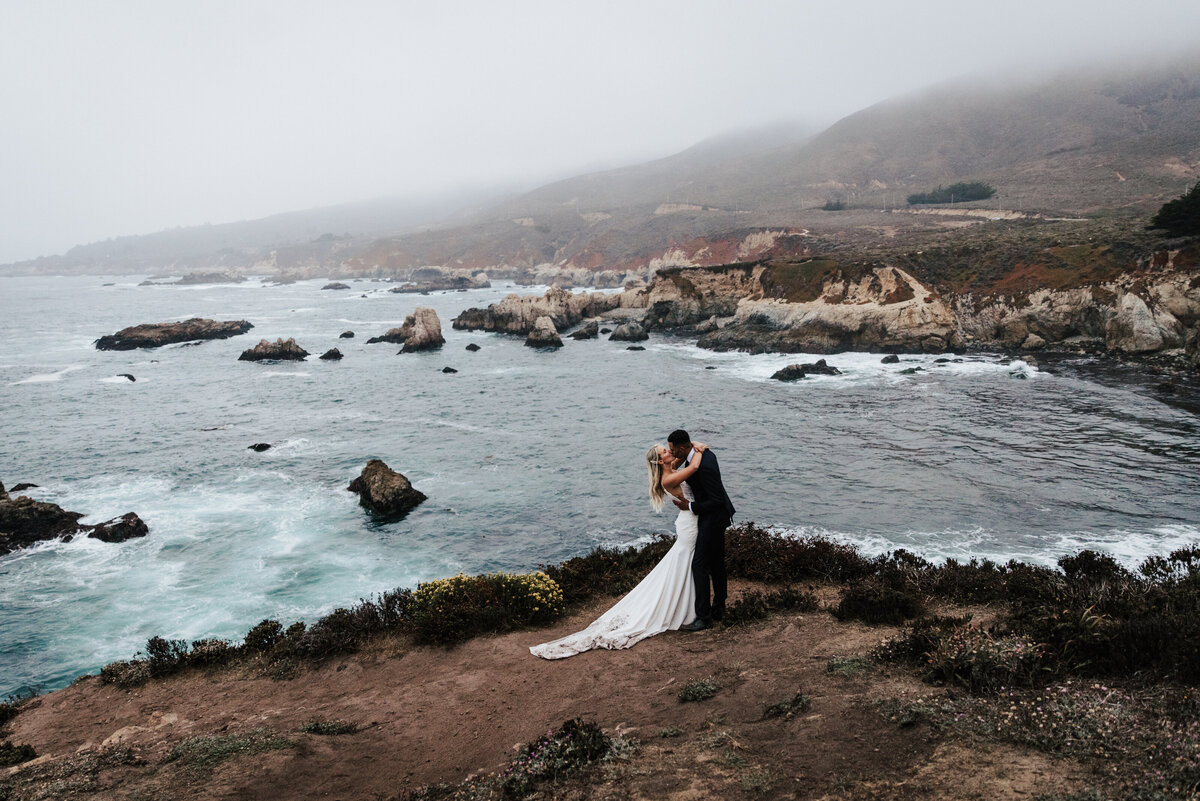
[{"xmin": 529, "ymin": 443, "xmax": 708, "ymax": 659}]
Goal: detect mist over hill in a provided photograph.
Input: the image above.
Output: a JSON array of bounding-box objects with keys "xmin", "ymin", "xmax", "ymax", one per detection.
[{"xmin": 5, "ymin": 55, "xmax": 1199, "ymax": 279}]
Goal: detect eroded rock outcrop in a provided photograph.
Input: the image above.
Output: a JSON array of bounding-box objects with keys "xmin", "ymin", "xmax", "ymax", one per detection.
[
  {"xmin": 453, "ymin": 287, "xmax": 621, "ymax": 336},
  {"xmin": 367, "ymin": 307, "xmax": 446, "ymax": 352},
  {"xmin": 238, "ymin": 338, "xmax": 309, "ymax": 361},
  {"xmin": 609, "ymin": 321, "xmax": 649, "ymax": 342},
  {"xmin": 347, "ymin": 459, "xmax": 427, "ymax": 519},
  {"xmin": 525, "ymin": 317, "xmax": 564, "ymax": 348},
  {"xmin": 96, "ymin": 319, "xmax": 254, "ymax": 350},
  {"xmin": 0, "ymin": 490, "xmax": 148, "ymax": 556},
  {"xmin": 570, "ymin": 321, "xmax": 599, "ymax": 340}
]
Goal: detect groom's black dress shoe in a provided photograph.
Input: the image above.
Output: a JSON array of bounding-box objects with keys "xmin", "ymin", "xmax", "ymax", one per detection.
[{"xmin": 680, "ymin": 619, "xmax": 710, "ymax": 632}]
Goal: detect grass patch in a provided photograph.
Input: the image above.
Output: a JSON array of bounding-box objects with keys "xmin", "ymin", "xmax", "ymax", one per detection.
[
  {"xmin": 659, "ymin": 726, "xmax": 682, "ymax": 738},
  {"xmin": 762, "ymin": 692, "xmax": 811, "ymax": 720},
  {"xmin": 826, "ymin": 656, "xmax": 874, "ymax": 677},
  {"xmin": 163, "ymin": 728, "xmax": 296, "ymax": 777},
  {"xmin": 399, "ymin": 718, "xmax": 619, "ymax": 800},
  {"xmin": 0, "ymin": 746, "xmax": 137, "ymax": 799},
  {"xmin": 299, "ymin": 720, "xmax": 359, "ymax": 736},
  {"xmin": 678, "ymin": 680, "xmax": 721, "ymax": 703}
]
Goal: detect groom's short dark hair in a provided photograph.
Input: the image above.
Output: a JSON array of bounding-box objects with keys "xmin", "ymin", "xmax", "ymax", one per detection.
[{"xmin": 667, "ymin": 429, "xmax": 690, "ymax": 446}]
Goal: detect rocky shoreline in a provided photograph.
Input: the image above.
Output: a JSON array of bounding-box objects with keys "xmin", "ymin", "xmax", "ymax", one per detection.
[
  {"xmin": 450, "ymin": 252, "xmax": 1200, "ymax": 369},
  {"xmin": 0, "ymin": 482, "xmax": 148, "ymax": 556}
]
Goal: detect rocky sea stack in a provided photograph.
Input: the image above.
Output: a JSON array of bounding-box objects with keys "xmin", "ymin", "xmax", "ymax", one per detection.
[
  {"xmin": 771, "ymin": 359, "xmax": 842, "ymax": 381},
  {"xmin": 367, "ymin": 307, "xmax": 446, "ymax": 352},
  {"xmin": 95, "ymin": 319, "xmax": 254, "ymax": 350},
  {"xmin": 347, "ymin": 460, "xmax": 427, "ymax": 520},
  {"xmin": 238, "ymin": 338, "xmax": 309, "ymax": 361},
  {"xmin": 0, "ymin": 483, "xmax": 148, "ymax": 555}
]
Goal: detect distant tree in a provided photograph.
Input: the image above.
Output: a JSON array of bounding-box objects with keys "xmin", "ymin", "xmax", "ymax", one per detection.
[
  {"xmin": 822, "ymin": 199, "xmax": 846, "ymax": 211},
  {"xmin": 1148, "ymin": 182, "xmax": 1200, "ymax": 236},
  {"xmin": 906, "ymin": 181, "xmax": 996, "ymax": 205}
]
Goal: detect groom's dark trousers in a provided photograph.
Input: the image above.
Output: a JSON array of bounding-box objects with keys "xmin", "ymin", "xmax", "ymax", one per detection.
[{"xmin": 687, "ymin": 449, "xmax": 736, "ymax": 624}]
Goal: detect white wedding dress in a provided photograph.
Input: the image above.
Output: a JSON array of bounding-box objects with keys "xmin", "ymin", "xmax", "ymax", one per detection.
[{"xmin": 530, "ymin": 482, "xmax": 698, "ymax": 659}]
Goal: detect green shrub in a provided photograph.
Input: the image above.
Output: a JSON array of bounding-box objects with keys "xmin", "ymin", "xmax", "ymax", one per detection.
[
  {"xmin": 725, "ymin": 523, "xmax": 874, "ymax": 583},
  {"xmin": 1149, "ymin": 181, "xmax": 1200, "ymax": 236},
  {"xmin": 724, "ymin": 586, "xmax": 819, "ymax": 625},
  {"xmin": 834, "ymin": 578, "xmax": 925, "ymax": 624},
  {"xmin": 496, "ymin": 718, "xmax": 611, "ymax": 799},
  {"xmin": 678, "ymin": 679, "xmax": 721, "ymax": 703},
  {"xmin": 409, "ymin": 571, "xmax": 566, "ymax": 645},
  {"xmin": 188, "ymin": 638, "xmax": 234, "ymax": 667},
  {"xmin": 145, "ymin": 636, "xmax": 188, "ymax": 677},
  {"xmin": 907, "ymin": 181, "xmax": 996, "ymax": 205},
  {"xmin": 542, "ymin": 536, "xmax": 673, "ymax": 604},
  {"xmin": 924, "ymin": 627, "xmax": 1045, "ymax": 693},
  {"xmin": 0, "ymin": 740, "xmax": 36, "ymax": 767},
  {"xmin": 243, "ymin": 620, "xmax": 284, "ymax": 653},
  {"xmin": 763, "ymin": 692, "xmax": 811, "ymax": 719},
  {"xmin": 873, "ymin": 614, "xmax": 975, "ymax": 665}
]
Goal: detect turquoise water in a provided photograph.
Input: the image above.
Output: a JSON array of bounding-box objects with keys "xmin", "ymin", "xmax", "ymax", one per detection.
[{"xmin": 2, "ymin": 275, "xmax": 1199, "ymax": 695}]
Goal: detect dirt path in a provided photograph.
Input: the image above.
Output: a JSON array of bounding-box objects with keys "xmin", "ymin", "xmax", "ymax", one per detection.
[{"xmin": 5, "ymin": 587, "xmax": 1093, "ymax": 800}]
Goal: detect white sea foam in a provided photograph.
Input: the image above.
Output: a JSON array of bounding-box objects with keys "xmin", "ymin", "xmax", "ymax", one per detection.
[{"xmin": 12, "ymin": 365, "xmax": 85, "ymax": 384}]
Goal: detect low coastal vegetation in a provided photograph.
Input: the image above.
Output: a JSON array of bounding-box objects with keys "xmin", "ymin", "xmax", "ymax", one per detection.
[
  {"xmin": 87, "ymin": 522, "xmax": 1200, "ymax": 696},
  {"xmin": 4, "ymin": 522, "xmax": 1200, "ymax": 798}
]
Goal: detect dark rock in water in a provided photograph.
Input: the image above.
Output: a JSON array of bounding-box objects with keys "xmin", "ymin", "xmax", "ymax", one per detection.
[
  {"xmin": 238, "ymin": 338, "xmax": 309, "ymax": 361},
  {"xmin": 248, "ymin": 443, "xmax": 272, "ymax": 452},
  {"xmin": 339, "ymin": 331, "xmax": 355, "ymax": 339},
  {"xmin": 10, "ymin": 483, "xmax": 38, "ymax": 493},
  {"xmin": 322, "ymin": 282, "xmax": 351, "ymax": 290},
  {"xmin": 96, "ymin": 318, "xmax": 254, "ymax": 350},
  {"xmin": 347, "ymin": 459, "xmax": 427, "ymax": 519},
  {"xmin": 881, "ymin": 354, "xmax": 900, "ymax": 364},
  {"xmin": 367, "ymin": 327, "xmax": 407, "ymax": 345},
  {"xmin": 570, "ymin": 321, "xmax": 599, "ymax": 340},
  {"xmin": 899, "ymin": 366, "xmax": 925, "ymax": 375},
  {"xmin": 465, "ymin": 343, "xmax": 481, "ymax": 352},
  {"xmin": 524, "ymin": 316, "xmax": 563, "ymax": 349},
  {"xmin": 600, "ymin": 328, "xmax": 613, "ymax": 334},
  {"xmin": 771, "ymin": 359, "xmax": 842, "ymax": 381},
  {"xmin": 442, "ymin": 366, "xmax": 458, "ymax": 373},
  {"xmin": 609, "ymin": 321, "xmax": 648, "ymax": 342},
  {"xmin": 319, "ymin": 348, "xmax": 343, "ymax": 361},
  {"xmin": 705, "ymin": 366, "xmax": 716, "ymax": 370},
  {"xmin": 118, "ymin": 373, "xmax": 136, "ymax": 382},
  {"xmin": 87, "ymin": 513, "xmax": 149, "ymax": 544},
  {"xmin": 627, "ymin": 345, "xmax": 646, "ymax": 351},
  {"xmin": 0, "ymin": 494, "xmax": 147, "ymax": 555}
]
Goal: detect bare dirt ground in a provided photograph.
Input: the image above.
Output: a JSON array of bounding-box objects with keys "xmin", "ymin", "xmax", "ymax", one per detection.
[{"xmin": 4, "ymin": 583, "xmax": 1098, "ymax": 800}]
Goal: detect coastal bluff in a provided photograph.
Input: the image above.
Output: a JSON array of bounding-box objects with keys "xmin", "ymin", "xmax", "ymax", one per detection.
[{"xmin": 95, "ymin": 319, "xmax": 253, "ymax": 350}]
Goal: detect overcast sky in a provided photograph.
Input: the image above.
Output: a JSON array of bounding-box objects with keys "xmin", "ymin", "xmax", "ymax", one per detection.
[{"xmin": 1, "ymin": 1, "xmax": 1198, "ymax": 264}]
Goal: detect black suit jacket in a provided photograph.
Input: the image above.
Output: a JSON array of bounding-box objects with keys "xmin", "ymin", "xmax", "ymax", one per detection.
[{"xmin": 688, "ymin": 449, "xmax": 735, "ymax": 522}]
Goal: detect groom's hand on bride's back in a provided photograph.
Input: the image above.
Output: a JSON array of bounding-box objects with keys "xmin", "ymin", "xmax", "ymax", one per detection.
[{"xmin": 672, "ymin": 496, "xmax": 690, "ymax": 511}]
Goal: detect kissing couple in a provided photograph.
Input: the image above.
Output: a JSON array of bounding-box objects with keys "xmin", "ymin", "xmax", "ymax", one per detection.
[{"xmin": 530, "ymin": 429, "xmax": 736, "ymax": 659}]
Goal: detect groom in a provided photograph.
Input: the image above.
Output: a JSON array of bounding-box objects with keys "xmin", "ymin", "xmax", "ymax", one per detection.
[{"xmin": 669, "ymin": 429, "xmax": 736, "ymax": 631}]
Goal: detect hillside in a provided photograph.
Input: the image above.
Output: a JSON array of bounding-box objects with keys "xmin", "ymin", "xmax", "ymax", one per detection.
[{"xmin": 5, "ymin": 55, "xmax": 1199, "ymax": 280}]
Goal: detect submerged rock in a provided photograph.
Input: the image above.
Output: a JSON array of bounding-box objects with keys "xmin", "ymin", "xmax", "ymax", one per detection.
[
  {"xmin": 238, "ymin": 338, "xmax": 309, "ymax": 361},
  {"xmin": 465, "ymin": 343, "xmax": 481, "ymax": 352},
  {"xmin": 322, "ymin": 282, "xmax": 351, "ymax": 290},
  {"xmin": 525, "ymin": 316, "xmax": 563, "ymax": 348},
  {"xmin": 347, "ymin": 459, "xmax": 427, "ymax": 519},
  {"xmin": 881, "ymin": 354, "xmax": 900, "ymax": 364},
  {"xmin": 771, "ymin": 359, "xmax": 842, "ymax": 381},
  {"xmin": 95, "ymin": 318, "xmax": 254, "ymax": 350},
  {"xmin": 340, "ymin": 331, "xmax": 355, "ymax": 339},
  {"xmin": 9, "ymin": 483, "xmax": 38, "ymax": 493},
  {"xmin": 118, "ymin": 373, "xmax": 136, "ymax": 382},
  {"xmin": 248, "ymin": 443, "xmax": 272, "ymax": 452},
  {"xmin": 0, "ymin": 494, "xmax": 148, "ymax": 556},
  {"xmin": 442, "ymin": 366, "xmax": 458, "ymax": 373},
  {"xmin": 319, "ymin": 348, "xmax": 343, "ymax": 361},
  {"xmin": 569, "ymin": 321, "xmax": 599, "ymax": 340}
]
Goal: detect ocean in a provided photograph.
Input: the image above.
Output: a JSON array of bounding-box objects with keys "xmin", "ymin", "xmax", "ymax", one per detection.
[{"xmin": 2, "ymin": 275, "xmax": 1198, "ymax": 696}]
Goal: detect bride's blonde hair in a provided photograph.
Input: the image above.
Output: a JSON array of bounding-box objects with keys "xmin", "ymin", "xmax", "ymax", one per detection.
[{"xmin": 646, "ymin": 445, "xmax": 666, "ymax": 512}]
